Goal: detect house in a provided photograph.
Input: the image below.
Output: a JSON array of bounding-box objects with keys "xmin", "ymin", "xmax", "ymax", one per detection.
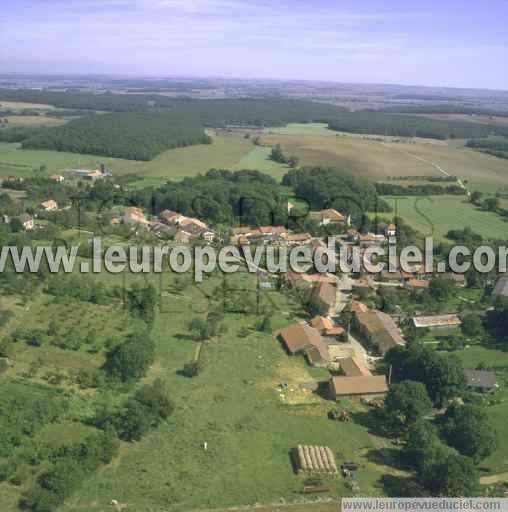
[
  {"xmin": 385, "ymin": 223, "xmax": 397, "ymax": 237},
  {"xmin": 17, "ymin": 213, "xmax": 34, "ymax": 231},
  {"xmin": 160, "ymin": 209, "xmax": 185, "ymax": 225},
  {"xmin": 304, "ymin": 337, "xmax": 333, "ymax": 367},
  {"xmin": 340, "ymin": 356, "xmax": 372, "ymax": 377},
  {"xmin": 174, "ymin": 217, "xmax": 215, "ymax": 241},
  {"xmin": 310, "ymin": 316, "xmax": 345, "ymax": 338},
  {"xmin": 309, "ymin": 208, "xmax": 348, "ymax": 226},
  {"xmin": 202, "ymin": 230, "xmax": 216, "ymax": 243},
  {"xmin": 464, "ymin": 370, "xmax": 498, "ymax": 393},
  {"xmin": 359, "ymin": 233, "xmax": 386, "ymax": 247},
  {"xmin": 174, "ymin": 230, "xmax": 192, "ymax": 244},
  {"xmin": 445, "ymin": 272, "xmax": 466, "ymax": 288},
  {"xmin": 285, "ymin": 232, "xmax": 312, "ymax": 245},
  {"xmin": 404, "ymin": 279, "xmax": 430, "ymax": 291},
  {"xmin": 354, "ymin": 309, "xmax": 405, "ymax": 355},
  {"xmin": 278, "ymin": 321, "xmax": 322, "ymax": 354},
  {"xmin": 150, "ymin": 222, "xmax": 176, "ymax": 239},
  {"xmin": 412, "ymin": 314, "xmax": 462, "ymax": 329},
  {"xmin": 67, "ymin": 164, "xmax": 110, "ymax": 181},
  {"xmin": 328, "ymin": 375, "xmax": 388, "ymax": 400},
  {"xmin": 40, "ymin": 199, "xmax": 58, "ymax": 211},
  {"xmin": 493, "ymin": 277, "xmax": 508, "ymax": 300},
  {"xmin": 50, "ymin": 174, "xmax": 65, "ymax": 183},
  {"xmin": 122, "ymin": 207, "xmax": 149, "ymax": 226},
  {"xmin": 309, "ymin": 281, "xmax": 337, "ymax": 316},
  {"xmin": 350, "ymin": 301, "xmax": 369, "ymax": 314}
]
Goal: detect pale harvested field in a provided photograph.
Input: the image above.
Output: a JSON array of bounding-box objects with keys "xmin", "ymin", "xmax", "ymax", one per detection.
[
  {"xmin": 260, "ymin": 131, "xmax": 508, "ymax": 189},
  {"xmin": 4, "ymin": 115, "xmax": 67, "ymax": 126},
  {"xmin": 0, "ymin": 100, "xmax": 56, "ymax": 110}
]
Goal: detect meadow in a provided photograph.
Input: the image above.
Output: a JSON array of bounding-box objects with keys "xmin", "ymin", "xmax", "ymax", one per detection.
[
  {"xmin": 456, "ymin": 344, "xmax": 508, "ymax": 475},
  {"xmin": 0, "ymin": 131, "xmax": 289, "ymax": 185},
  {"xmin": 376, "ymin": 195, "xmax": 508, "ymax": 241},
  {"xmin": 0, "ymin": 256, "xmax": 402, "ymax": 511}
]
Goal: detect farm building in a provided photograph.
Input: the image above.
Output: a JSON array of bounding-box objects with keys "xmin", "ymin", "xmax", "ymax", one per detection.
[
  {"xmin": 464, "ymin": 370, "xmax": 498, "ymax": 393},
  {"xmin": 340, "ymin": 356, "xmax": 372, "ymax": 377},
  {"xmin": 308, "ymin": 281, "xmax": 337, "ymax": 316},
  {"xmin": 328, "ymin": 375, "xmax": 388, "ymax": 399},
  {"xmin": 67, "ymin": 166, "xmax": 109, "ymax": 180},
  {"xmin": 278, "ymin": 321, "xmax": 322, "ymax": 355},
  {"xmin": 412, "ymin": 314, "xmax": 462, "ymax": 329},
  {"xmin": 309, "ymin": 208, "xmax": 348, "ymax": 226},
  {"xmin": 354, "ymin": 309, "xmax": 405, "ymax": 355},
  {"xmin": 294, "ymin": 445, "xmax": 338, "ymax": 475}
]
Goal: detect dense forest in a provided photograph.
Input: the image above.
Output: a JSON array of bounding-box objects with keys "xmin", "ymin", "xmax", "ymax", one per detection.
[
  {"xmin": 0, "ymin": 88, "xmax": 346, "ymax": 122},
  {"xmin": 282, "ymin": 166, "xmax": 390, "ymax": 223},
  {"xmin": 328, "ymin": 111, "xmax": 505, "ymax": 139},
  {"xmin": 379, "ymin": 104, "xmax": 508, "ymax": 116},
  {"xmin": 21, "ymin": 112, "xmax": 211, "ymax": 161},
  {"xmin": 126, "ymin": 166, "xmax": 387, "ymax": 229},
  {"xmin": 466, "ymin": 138, "xmax": 508, "ymax": 160},
  {"xmin": 0, "ymin": 126, "xmax": 46, "ymax": 143},
  {"xmin": 130, "ymin": 169, "xmax": 287, "ymax": 226},
  {"xmin": 375, "ymin": 182, "xmax": 466, "ymax": 196}
]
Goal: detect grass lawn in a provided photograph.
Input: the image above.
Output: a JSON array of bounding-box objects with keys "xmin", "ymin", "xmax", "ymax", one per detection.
[{"xmin": 376, "ymin": 195, "xmax": 508, "ymax": 241}]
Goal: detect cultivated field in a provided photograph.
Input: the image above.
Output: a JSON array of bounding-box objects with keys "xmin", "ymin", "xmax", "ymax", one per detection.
[
  {"xmin": 3, "ymin": 115, "xmax": 67, "ymax": 126},
  {"xmin": 0, "ymin": 101, "xmax": 56, "ymax": 110},
  {"xmin": 261, "ymin": 124, "xmax": 508, "ymax": 191},
  {"xmin": 1, "ymin": 121, "xmax": 507, "ymax": 193}
]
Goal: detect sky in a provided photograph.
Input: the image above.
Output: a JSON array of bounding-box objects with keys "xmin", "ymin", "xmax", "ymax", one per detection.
[{"xmin": 1, "ymin": 0, "xmax": 507, "ymax": 90}]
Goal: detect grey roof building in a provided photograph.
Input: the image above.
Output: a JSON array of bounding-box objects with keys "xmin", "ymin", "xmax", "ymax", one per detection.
[{"xmin": 493, "ymin": 277, "xmax": 508, "ymax": 299}]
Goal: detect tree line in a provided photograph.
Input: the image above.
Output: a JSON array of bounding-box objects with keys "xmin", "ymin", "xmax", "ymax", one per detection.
[{"xmin": 328, "ymin": 111, "xmax": 506, "ymax": 140}]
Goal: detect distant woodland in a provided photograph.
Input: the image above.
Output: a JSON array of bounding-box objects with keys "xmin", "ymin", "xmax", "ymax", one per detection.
[
  {"xmin": 327, "ymin": 111, "xmax": 505, "ymax": 140},
  {"xmin": 1, "ymin": 88, "xmax": 508, "ymax": 160},
  {"xmin": 21, "ymin": 112, "xmax": 211, "ymax": 161}
]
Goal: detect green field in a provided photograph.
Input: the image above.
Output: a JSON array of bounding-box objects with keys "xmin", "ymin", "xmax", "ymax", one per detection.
[
  {"xmin": 0, "ymin": 131, "xmax": 289, "ymax": 185},
  {"xmin": 377, "ymin": 195, "xmax": 508, "ymax": 241},
  {"xmin": 0, "ymin": 258, "xmax": 404, "ymax": 511},
  {"xmin": 456, "ymin": 345, "xmax": 508, "ymax": 474},
  {"xmin": 233, "ymin": 145, "xmax": 289, "ymax": 178}
]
